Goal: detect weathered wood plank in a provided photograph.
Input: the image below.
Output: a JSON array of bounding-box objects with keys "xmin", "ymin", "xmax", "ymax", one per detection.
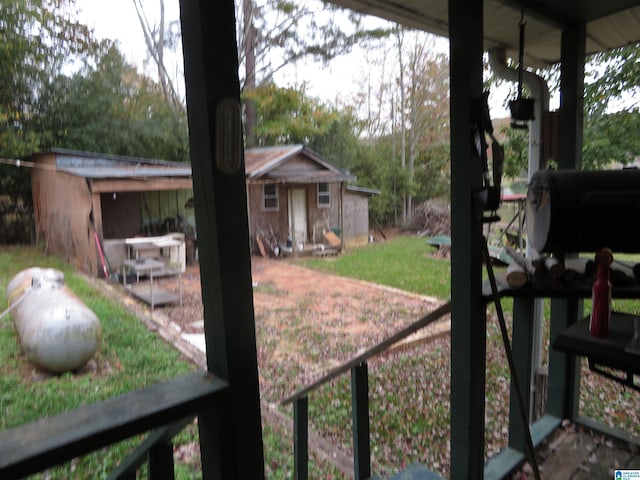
[{"xmin": 0, "ymin": 371, "xmax": 227, "ymax": 478}]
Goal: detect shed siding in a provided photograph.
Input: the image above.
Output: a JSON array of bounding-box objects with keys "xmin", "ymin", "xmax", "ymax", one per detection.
[
  {"xmin": 139, "ymin": 190, "xmax": 195, "ymax": 235},
  {"xmin": 343, "ymin": 191, "xmax": 370, "ymax": 248},
  {"xmin": 247, "ymin": 182, "xmax": 346, "ymax": 251},
  {"xmin": 247, "ymin": 183, "xmax": 289, "ymax": 252},
  {"xmin": 270, "ymin": 155, "xmax": 322, "ymax": 174},
  {"xmin": 32, "ymin": 168, "xmax": 96, "ymax": 274},
  {"xmin": 307, "ymin": 183, "xmax": 342, "ymax": 243}
]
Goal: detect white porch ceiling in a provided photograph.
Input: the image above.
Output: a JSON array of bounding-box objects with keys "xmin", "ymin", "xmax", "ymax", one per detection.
[{"xmin": 328, "ymin": 0, "xmax": 640, "ymax": 67}]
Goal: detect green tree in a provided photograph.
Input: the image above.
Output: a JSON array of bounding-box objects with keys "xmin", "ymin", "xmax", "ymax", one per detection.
[
  {"xmin": 243, "ymin": 82, "xmax": 339, "ymax": 146},
  {"xmin": 585, "ymin": 43, "xmax": 640, "ymax": 115},
  {"xmin": 308, "ymin": 105, "xmax": 364, "ymax": 170},
  {"xmin": 500, "ymin": 125, "xmax": 528, "ymax": 179},
  {"xmin": 0, "ymin": 0, "xmax": 97, "ymax": 242},
  {"xmin": 0, "ymin": 0, "xmax": 95, "ymax": 158},
  {"xmin": 239, "ymin": 0, "xmax": 391, "ymax": 146},
  {"xmin": 37, "ymin": 45, "xmax": 189, "ymax": 161},
  {"xmin": 582, "ymin": 110, "xmax": 640, "ymax": 169},
  {"xmin": 581, "ymin": 42, "xmax": 640, "ymax": 170},
  {"xmin": 498, "ymin": 42, "xmax": 640, "ymax": 174}
]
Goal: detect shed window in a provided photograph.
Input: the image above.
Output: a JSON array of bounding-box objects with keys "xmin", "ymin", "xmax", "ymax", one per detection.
[
  {"xmin": 263, "ymin": 184, "xmax": 279, "ymax": 211},
  {"xmin": 317, "ymin": 183, "xmax": 330, "ymax": 207}
]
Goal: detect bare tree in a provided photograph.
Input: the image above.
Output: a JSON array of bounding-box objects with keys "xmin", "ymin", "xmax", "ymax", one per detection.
[
  {"xmin": 132, "ymin": 0, "xmax": 183, "ymax": 111},
  {"xmin": 237, "ymin": 0, "xmax": 390, "ymax": 146}
]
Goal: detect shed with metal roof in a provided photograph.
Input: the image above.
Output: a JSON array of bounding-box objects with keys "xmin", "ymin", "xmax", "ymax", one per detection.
[
  {"xmin": 244, "ymin": 144, "xmax": 368, "ymax": 255},
  {"xmin": 29, "ymin": 149, "xmax": 194, "ymax": 276}
]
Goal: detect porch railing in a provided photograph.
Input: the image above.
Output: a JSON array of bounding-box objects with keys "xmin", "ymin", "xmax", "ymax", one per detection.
[
  {"xmin": 0, "ymin": 370, "xmax": 227, "ymax": 479},
  {"xmin": 281, "ymin": 301, "xmax": 452, "ymax": 479}
]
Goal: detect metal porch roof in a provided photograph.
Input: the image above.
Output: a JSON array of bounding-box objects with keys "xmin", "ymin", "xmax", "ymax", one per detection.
[{"xmin": 328, "ymin": 0, "xmax": 640, "ymax": 68}]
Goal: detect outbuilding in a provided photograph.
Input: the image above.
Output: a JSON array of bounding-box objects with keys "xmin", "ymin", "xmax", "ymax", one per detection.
[
  {"xmin": 29, "ymin": 148, "xmax": 194, "ymax": 277},
  {"xmin": 245, "ymin": 144, "xmax": 375, "ymax": 255},
  {"xmin": 28, "ymin": 146, "xmax": 377, "ymax": 274}
]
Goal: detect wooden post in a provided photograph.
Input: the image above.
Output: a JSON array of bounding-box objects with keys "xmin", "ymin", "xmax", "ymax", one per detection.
[
  {"xmin": 179, "ymin": 0, "xmax": 265, "ymax": 478},
  {"xmin": 294, "ymin": 397, "xmax": 309, "ymax": 480},
  {"xmin": 547, "ymin": 19, "xmax": 586, "ymax": 422},
  {"xmin": 508, "ymin": 297, "xmax": 535, "ymax": 452},
  {"xmin": 351, "ymin": 363, "xmax": 370, "ymax": 480},
  {"xmin": 148, "ymin": 442, "xmax": 175, "ymax": 480},
  {"xmin": 448, "ymin": 0, "xmax": 487, "ymax": 478}
]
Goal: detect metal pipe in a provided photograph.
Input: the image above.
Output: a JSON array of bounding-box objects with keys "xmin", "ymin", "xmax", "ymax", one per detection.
[{"xmin": 488, "ymin": 47, "xmax": 550, "ymax": 421}]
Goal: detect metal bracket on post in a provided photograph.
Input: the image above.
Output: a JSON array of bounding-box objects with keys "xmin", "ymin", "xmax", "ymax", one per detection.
[{"xmin": 215, "ymin": 98, "xmax": 242, "ymax": 175}]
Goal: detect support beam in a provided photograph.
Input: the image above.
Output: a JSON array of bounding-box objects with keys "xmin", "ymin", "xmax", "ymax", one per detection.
[
  {"xmin": 148, "ymin": 442, "xmax": 175, "ymax": 480},
  {"xmin": 546, "ymin": 20, "xmax": 586, "ymax": 422},
  {"xmin": 294, "ymin": 398, "xmax": 309, "ymax": 480},
  {"xmin": 508, "ymin": 298, "xmax": 535, "ymax": 452},
  {"xmin": 179, "ymin": 0, "xmax": 265, "ymax": 478},
  {"xmin": 351, "ymin": 363, "xmax": 371, "ymax": 480},
  {"xmin": 448, "ymin": 0, "xmax": 486, "ymax": 478}
]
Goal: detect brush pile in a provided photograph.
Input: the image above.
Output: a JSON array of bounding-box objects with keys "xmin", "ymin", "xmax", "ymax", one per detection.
[{"xmin": 409, "ymin": 199, "xmax": 451, "ymax": 236}]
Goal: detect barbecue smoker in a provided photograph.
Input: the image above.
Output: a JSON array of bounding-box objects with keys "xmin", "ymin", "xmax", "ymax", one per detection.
[{"xmin": 527, "ymin": 168, "xmax": 640, "ymax": 255}]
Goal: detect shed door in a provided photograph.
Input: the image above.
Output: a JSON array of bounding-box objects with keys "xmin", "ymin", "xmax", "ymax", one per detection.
[{"xmin": 289, "ymin": 188, "xmax": 307, "ymax": 244}]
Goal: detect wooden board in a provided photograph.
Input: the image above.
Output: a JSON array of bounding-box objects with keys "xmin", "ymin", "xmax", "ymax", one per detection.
[
  {"xmin": 323, "ymin": 231, "xmax": 341, "ymax": 248},
  {"xmin": 256, "ymin": 234, "xmax": 268, "ymax": 257}
]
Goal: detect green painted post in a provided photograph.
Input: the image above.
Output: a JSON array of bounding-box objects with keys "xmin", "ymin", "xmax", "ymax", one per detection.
[
  {"xmin": 114, "ymin": 472, "xmax": 136, "ymax": 480},
  {"xmin": 294, "ymin": 398, "xmax": 309, "ymax": 480},
  {"xmin": 547, "ymin": 299, "xmax": 581, "ymax": 419},
  {"xmin": 351, "ymin": 363, "xmax": 371, "ymax": 480},
  {"xmin": 546, "ymin": 20, "xmax": 586, "ymax": 423},
  {"xmin": 148, "ymin": 442, "xmax": 175, "ymax": 480},
  {"xmin": 508, "ymin": 297, "xmax": 535, "ymax": 452},
  {"xmin": 180, "ymin": 0, "xmax": 265, "ymax": 478},
  {"xmin": 448, "ymin": 0, "xmax": 486, "ymax": 478}
]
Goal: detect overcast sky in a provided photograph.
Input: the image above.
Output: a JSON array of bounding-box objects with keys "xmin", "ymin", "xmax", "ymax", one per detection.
[{"xmin": 75, "ymin": 0, "xmax": 514, "ymax": 117}]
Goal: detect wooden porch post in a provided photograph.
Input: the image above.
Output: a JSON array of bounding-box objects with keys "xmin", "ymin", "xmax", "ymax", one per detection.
[
  {"xmin": 179, "ymin": 0, "xmax": 265, "ymax": 478},
  {"xmin": 547, "ymin": 19, "xmax": 586, "ymax": 422},
  {"xmin": 448, "ymin": 0, "xmax": 486, "ymax": 478}
]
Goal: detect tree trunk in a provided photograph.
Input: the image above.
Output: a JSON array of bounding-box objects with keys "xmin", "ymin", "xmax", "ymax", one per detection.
[
  {"xmin": 395, "ymin": 28, "xmax": 407, "ymax": 224},
  {"xmin": 243, "ymin": 0, "xmax": 257, "ymax": 147}
]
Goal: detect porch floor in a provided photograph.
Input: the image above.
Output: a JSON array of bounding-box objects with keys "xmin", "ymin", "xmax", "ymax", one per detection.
[{"xmin": 516, "ymin": 425, "xmax": 640, "ymax": 479}]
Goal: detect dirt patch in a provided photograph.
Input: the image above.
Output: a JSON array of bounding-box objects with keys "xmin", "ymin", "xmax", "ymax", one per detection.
[{"xmin": 149, "ymin": 256, "xmax": 449, "ymax": 398}]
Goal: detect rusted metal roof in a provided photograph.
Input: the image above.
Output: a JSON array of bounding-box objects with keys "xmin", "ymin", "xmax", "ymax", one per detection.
[
  {"xmin": 328, "ymin": 0, "xmax": 640, "ymax": 68},
  {"xmin": 33, "ymin": 146, "xmax": 354, "ymax": 183}
]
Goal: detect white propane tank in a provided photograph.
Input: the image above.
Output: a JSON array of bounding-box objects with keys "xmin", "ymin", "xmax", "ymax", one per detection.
[{"xmin": 5, "ymin": 267, "xmax": 102, "ymax": 373}]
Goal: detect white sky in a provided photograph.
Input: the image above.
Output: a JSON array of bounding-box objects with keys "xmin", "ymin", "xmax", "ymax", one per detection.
[
  {"xmin": 76, "ymin": 0, "xmax": 512, "ymax": 118},
  {"xmin": 76, "ymin": 0, "xmax": 159, "ymax": 67}
]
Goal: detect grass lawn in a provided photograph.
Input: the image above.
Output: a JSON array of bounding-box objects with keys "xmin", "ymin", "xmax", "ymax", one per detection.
[
  {"xmin": 0, "ymin": 246, "xmax": 199, "ymax": 479},
  {"xmin": 297, "ymin": 235, "xmax": 451, "ymax": 300}
]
